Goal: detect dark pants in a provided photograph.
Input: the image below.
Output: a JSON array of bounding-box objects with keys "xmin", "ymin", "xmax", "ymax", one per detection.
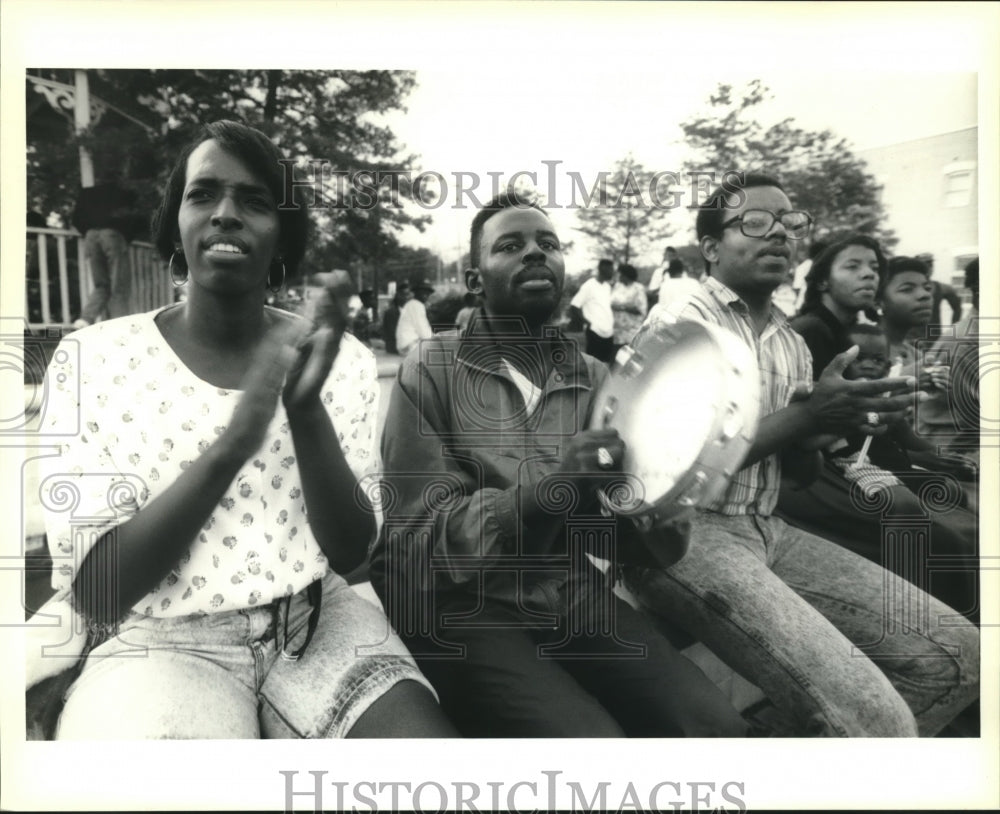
[
  {"xmin": 400, "ymin": 591, "xmax": 748, "ymax": 738},
  {"xmin": 584, "ymin": 329, "xmax": 616, "ymax": 364},
  {"xmin": 776, "ymin": 462, "xmax": 979, "ymax": 624},
  {"xmin": 80, "ymin": 228, "xmax": 130, "ymax": 323}
]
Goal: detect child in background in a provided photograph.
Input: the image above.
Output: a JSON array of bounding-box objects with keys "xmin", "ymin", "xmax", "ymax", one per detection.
[
  {"xmin": 826, "ymin": 324, "xmax": 975, "ymax": 489},
  {"xmin": 879, "ymin": 256, "xmax": 950, "ymax": 392}
]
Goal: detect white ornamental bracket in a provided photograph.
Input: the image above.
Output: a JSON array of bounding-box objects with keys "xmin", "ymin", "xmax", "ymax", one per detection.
[{"xmin": 28, "ymin": 71, "xmax": 101, "ymax": 187}]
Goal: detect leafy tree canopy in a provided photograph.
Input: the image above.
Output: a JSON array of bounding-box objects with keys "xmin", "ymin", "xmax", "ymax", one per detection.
[
  {"xmin": 26, "ymin": 69, "xmax": 433, "ymax": 286},
  {"xmin": 573, "ymin": 154, "xmax": 675, "ymax": 265},
  {"xmin": 679, "ymin": 80, "xmax": 896, "ymax": 249}
]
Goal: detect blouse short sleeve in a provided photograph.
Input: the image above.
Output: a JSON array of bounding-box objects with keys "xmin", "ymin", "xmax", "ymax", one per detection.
[{"xmin": 39, "ymin": 322, "xmax": 152, "ymax": 595}]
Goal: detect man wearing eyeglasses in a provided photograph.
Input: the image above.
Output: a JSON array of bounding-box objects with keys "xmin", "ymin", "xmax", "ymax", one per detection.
[{"xmin": 621, "ymin": 172, "xmax": 979, "ymax": 737}]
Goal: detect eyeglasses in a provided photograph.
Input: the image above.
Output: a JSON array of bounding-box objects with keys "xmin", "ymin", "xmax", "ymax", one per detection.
[{"xmin": 720, "ymin": 209, "xmax": 813, "ymax": 240}]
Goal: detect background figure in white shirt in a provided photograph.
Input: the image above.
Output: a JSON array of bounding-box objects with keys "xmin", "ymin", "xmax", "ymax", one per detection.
[
  {"xmin": 790, "ymin": 238, "xmax": 830, "ymax": 314},
  {"xmin": 771, "ymin": 266, "xmax": 799, "ymax": 317},
  {"xmin": 646, "ymin": 245, "xmax": 682, "ymax": 310},
  {"xmin": 568, "ymin": 258, "xmax": 615, "ymax": 363},
  {"xmin": 396, "ymin": 277, "xmax": 435, "ymax": 356},
  {"xmin": 656, "ymin": 258, "xmax": 701, "ymax": 314},
  {"xmin": 646, "ymin": 250, "xmax": 667, "ymax": 310}
]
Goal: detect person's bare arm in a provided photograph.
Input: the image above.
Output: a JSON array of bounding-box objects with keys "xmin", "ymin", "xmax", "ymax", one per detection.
[
  {"xmin": 283, "ymin": 277, "xmax": 376, "ymax": 574},
  {"xmin": 942, "ymin": 283, "xmax": 963, "ymax": 324}
]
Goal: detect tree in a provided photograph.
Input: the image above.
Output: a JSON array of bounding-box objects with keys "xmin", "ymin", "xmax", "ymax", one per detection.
[
  {"xmin": 678, "ymin": 80, "xmax": 896, "ymax": 249},
  {"xmin": 379, "ymin": 245, "xmax": 443, "ymax": 289},
  {"xmin": 573, "ymin": 155, "xmax": 675, "ymax": 264},
  {"xmin": 26, "ymin": 69, "xmax": 430, "ymax": 284}
]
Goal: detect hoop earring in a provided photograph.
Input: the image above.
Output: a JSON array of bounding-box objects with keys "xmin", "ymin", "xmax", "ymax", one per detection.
[
  {"xmin": 268, "ymin": 261, "xmax": 286, "ymax": 294},
  {"xmin": 169, "ymin": 252, "xmax": 188, "ymax": 287}
]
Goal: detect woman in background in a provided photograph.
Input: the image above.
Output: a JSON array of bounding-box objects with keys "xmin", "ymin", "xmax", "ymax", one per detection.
[
  {"xmin": 790, "ymin": 234, "xmax": 885, "ymax": 378},
  {"xmin": 610, "ymin": 262, "xmax": 647, "ymax": 353}
]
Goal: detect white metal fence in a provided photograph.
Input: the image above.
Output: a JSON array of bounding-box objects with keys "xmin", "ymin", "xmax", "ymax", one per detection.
[{"xmin": 26, "ymin": 227, "xmax": 173, "ymax": 329}]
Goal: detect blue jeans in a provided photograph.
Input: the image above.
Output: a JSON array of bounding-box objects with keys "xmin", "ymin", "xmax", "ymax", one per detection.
[
  {"xmin": 80, "ymin": 228, "xmax": 130, "ymax": 323},
  {"xmin": 55, "ymin": 571, "xmax": 435, "ymax": 739},
  {"xmin": 623, "ymin": 512, "xmax": 979, "ymax": 737}
]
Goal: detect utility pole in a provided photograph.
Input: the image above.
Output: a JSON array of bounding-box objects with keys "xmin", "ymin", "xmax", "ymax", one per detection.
[{"xmin": 74, "ymin": 70, "xmax": 94, "ymax": 187}]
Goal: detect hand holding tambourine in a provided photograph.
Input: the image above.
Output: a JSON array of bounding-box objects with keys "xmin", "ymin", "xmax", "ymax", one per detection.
[{"xmin": 588, "ymin": 320, "xmax": 762, "ymax": 530}]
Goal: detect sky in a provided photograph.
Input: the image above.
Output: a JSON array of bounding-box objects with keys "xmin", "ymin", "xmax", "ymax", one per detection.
[{"xmin": 386, "ymin": 69, "xmax": 978, "ymax": 268}]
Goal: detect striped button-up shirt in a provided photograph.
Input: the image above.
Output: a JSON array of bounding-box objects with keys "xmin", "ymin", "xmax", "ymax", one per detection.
[{"xmin": 635, "ymin": 276, "xmax": 813, "ymax": 516}]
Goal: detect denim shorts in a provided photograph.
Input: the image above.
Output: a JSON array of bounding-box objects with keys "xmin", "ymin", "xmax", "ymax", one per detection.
[{"xmin": 56, "ymin": 571, "xmax": 435, "ymax": 739}]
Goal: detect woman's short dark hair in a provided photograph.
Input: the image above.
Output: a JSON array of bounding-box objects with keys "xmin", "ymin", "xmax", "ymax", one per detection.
[
  {"xmin": 151, "ymin": 120, "xmax": 309, "ymax": 277},
  {"xmin": 617, "ymin": 263, "xmax": 638, "ymax": 282},
  {"xmin": 800, "ymin": 234, "xmax": 887, "ymax": 315}
]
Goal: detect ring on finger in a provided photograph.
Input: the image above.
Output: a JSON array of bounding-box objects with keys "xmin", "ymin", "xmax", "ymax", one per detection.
[
  {"xmin": 866, "ymin": 411, "xmax": 880, "ymax": 426},
  {"xmin": 596, "ymin": 446, "xmax": 615, "ymax": 469}
]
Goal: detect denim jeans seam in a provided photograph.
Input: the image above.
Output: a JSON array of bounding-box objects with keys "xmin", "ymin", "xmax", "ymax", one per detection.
[
  {"xmin": 251, "ymin": 641, "xmax": 268, "ymax": 689},
  {"xmin": 321, "ymin": 659, "xmax": 433, "ymax": 738},
  {"xmin": 259, "ymin": 693, "xmax": 300, "ymax": 738},
  {"xmin": 256, "ymin": 656, "xmax": 432, "ymax": 739},
  {"xmin": 783, "ymin": 582, "xmax": 968, "ymax": 682},
  {"xmin": 639, "ymin": 570, "xmax": 853, "ymax": 737},
  {"xmin": 786, "ymin": 582, "xmax": 973, "ymax": 724}
]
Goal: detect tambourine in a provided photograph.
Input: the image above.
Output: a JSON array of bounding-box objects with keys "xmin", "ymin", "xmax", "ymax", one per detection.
[{"xmin": 589, "ymin": 320, "xmax": 761, "ymax": 529}]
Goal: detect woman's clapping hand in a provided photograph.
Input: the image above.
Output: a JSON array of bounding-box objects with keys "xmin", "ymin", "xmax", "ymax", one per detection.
[
  {"xmin": 222, "ymin": 272, "xmax": 355, "ymax": 459},
  {"xmin": 224, "ymin": 322, "xmax": 305, "ymax": 461},
  {"xmin": 282, "ymin": 271, "xmax": 352, "ymax": 413}
]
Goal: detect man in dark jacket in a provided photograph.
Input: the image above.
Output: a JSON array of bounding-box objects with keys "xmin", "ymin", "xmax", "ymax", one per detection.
[{"xmin": 369, "ymin": 192, "xmax": 747, "ymax": 738}]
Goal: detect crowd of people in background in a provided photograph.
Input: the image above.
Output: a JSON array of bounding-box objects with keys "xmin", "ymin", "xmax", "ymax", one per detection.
[{"xmin": 369, "ymin": 230, "xmax": 977, "ymax": 399}]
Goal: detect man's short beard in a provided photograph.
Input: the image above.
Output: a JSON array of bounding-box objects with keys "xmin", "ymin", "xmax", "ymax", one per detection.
[
  {"xmin": 521, "ymin": 302, "xmax": 558, "ymax": 327},
  {"xmin": 485, "ymin": 301, "xmax": 557, "ymax": 332}
]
